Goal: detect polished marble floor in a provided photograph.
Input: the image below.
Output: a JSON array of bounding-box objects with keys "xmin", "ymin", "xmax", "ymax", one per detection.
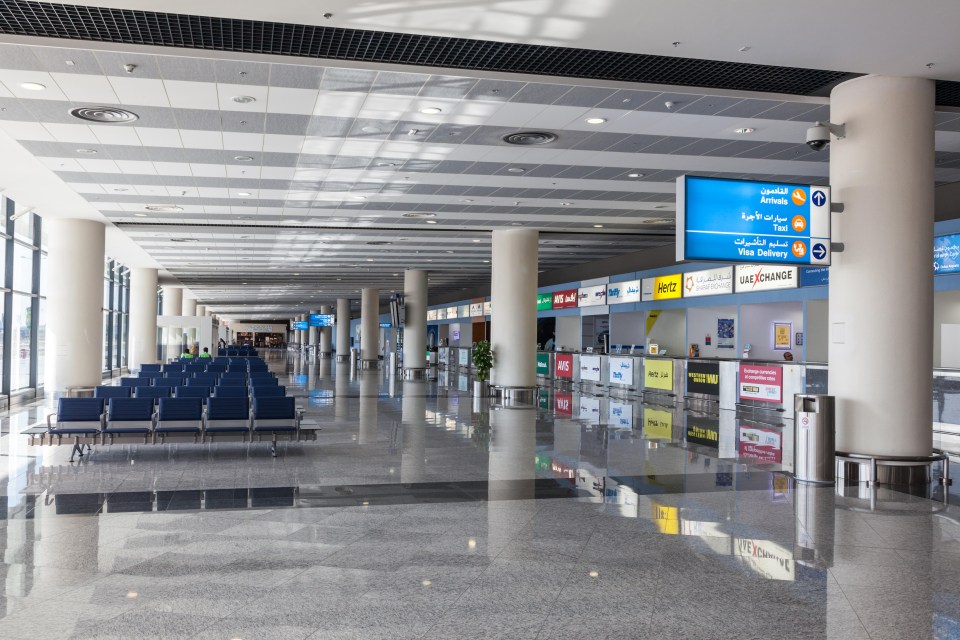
[{"xmin": 0, "ymin": 351, "xmax": 958, "ymax": 639}]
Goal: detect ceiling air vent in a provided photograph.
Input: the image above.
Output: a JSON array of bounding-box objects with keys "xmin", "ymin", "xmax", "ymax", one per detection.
[
  {"xmin": 402, "ymin": 212, "xmax": 436, "ymax": 218},
  {"xmin": 69, "ymin": 106, "xmax": 139, "ymax": 124},
  {"xmin": 502, "ymin": 131, "xmax": 558, "ymax": 146}
]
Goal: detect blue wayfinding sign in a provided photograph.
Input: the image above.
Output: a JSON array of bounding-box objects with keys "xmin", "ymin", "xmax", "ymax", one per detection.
[
  {"xmin": 309, "ymin": 313, "xmax": 334, "ymax": 327},
  {"xmin": 934, "ymin": 233, "xmax": 960, "ymax": 274},
  {"xmin": 676, "ymin": 176, "xmax": 831, "ymax": 266}
]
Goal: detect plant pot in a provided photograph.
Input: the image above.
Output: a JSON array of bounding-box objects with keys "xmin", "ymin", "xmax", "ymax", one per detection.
[{"xmin": 473, "ymin": 380, "xmax": 489, "ymax": 398}]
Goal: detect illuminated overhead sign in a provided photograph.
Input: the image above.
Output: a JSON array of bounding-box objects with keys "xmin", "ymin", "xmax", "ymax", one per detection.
[{"xmin": 677, "ymin": 176, "xmax": 831, "ymax": 266}]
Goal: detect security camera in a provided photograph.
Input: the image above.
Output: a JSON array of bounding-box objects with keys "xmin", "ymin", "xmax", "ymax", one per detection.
[{"xmin": 805, "ymin": 121, "xmax": 846, "ymax": 151}]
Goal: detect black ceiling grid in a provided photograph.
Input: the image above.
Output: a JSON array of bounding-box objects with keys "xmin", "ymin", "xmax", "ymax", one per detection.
[{"xmin": 0, "ymin": 0, "xmax": 863, "ymax": 98}]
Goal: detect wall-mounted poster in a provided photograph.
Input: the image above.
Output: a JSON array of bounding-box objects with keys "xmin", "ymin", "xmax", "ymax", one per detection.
[
  {"xmin": 774, "ymin": 322, "xmax": 792, "ymax": 350},
  {"xmin": 717, "ymin": 318, "xmax": 735, "ymax": 349}
]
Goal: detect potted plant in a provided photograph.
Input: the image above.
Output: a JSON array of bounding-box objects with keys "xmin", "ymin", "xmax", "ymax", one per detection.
[{"xmin": 472, "ymin": 340, "xmax": 494, "ymax": 398}]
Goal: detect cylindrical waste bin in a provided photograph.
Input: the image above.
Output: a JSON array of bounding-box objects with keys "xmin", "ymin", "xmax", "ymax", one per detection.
[{"xmin": 794, "ymin": 394, "xmax": 836, "ymax": 484}]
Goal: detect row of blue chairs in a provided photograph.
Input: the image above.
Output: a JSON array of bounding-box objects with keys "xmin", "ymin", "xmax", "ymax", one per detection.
[
  {"xmin": 142, "ymin": 362, "xmax": 269, "ymax": 374},
  {"xmin": 96, "ymin": 385, "xmax": 286, "ymax": 401},
  {"xmin": 47, "ymin": 396, "xmax": 301, "ymax": 457},
  {"xmin": 126, "ymin": 372, "xmax": 277, "ymax": 385}
]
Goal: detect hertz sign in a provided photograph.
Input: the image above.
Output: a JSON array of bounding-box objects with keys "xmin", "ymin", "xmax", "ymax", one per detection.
[{"xmin": 642, "ymin": 274, "xmax": 682, "ymax": 301}]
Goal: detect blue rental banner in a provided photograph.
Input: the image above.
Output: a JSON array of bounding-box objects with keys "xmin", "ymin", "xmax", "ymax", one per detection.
[
  {"xmin": 799, "ymin": 267, "xmax": 830, "ymax": 287},
  {"xmin": 677, "ymin": 176, "xmax": 831, "ymax": 266},
  {"xmin": 934, "ymin": 233, "xmax": 960, "ymax": 274}
]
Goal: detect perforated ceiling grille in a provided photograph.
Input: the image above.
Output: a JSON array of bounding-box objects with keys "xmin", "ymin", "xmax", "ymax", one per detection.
[{"xmin": 0, "ymin": 0, "xmax": 863, "ymax": 97}]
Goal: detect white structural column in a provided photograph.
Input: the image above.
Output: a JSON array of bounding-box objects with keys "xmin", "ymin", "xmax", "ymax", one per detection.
[
  {"xmin": 403, "ymin": 269, "xmax": 428, "ymax": 376},
  {"xmin": 360, "ymin": 288, "xmax": 379, "ymax": 365},
  {"xmin": 319, "ymin": 304, "xmax": 333, "ymax": 357},
  {"xmin": 829, "ymin": 75, "xmax": 935, "ymax": 457},
  {"xmin": 44, "ymin": 219, "xmax": 106, "ymax": 396},
  {"xmin": 161, "ymin": 285, "xmax": 183, "ymax": 360},
  {"xmin": 401, "ymin": 380, "xmax": 427, "ymax": 483},
  {"xmin": 308, "ymin": 309, "xmax": 319, "ymax": 350},
  {"xmin": 182, "ymin": 296, "xmax": 197, "ymax": 351},
  {"xmin": 298, "ymin": 313, "xmax": 307, "ymax": 347},
  {"xmin": 196, "ymin": 304, "xmax": 205, "ymax": 316},
  {"xmin": 336, "ymin": 298, "xmax": 351, "ymax": 361},
  {"xmin": 128, "ymin": 267, "xmax": 158, "ymax": 371},
  {"xmin": 490, "ymin": 229, "xmax": 538, "ymax": 393}
]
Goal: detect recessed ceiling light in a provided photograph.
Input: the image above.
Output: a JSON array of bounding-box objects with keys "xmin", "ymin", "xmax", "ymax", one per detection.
[
  {"xmin": 593, "ymin": 224, "xmax": 604, "ymax": 228},
  {"xmin": 170, "ymin": 238, "xmax": 198, "ymax": 243},
  {"xmin": 735, "ymin": 127, "xmax": 756, "ymax": 134},
  {"xmin": 361, "ymin": 126, "xmax": 381, "ymax": 134},
  {"xmin": 483, "ymin": 260, "xmax": 490, "ymax": 263},
  {"xmin": 585, "ymin": 117, "xmax": 607, "ymax": 125},
  {"xmin": 234, "ymin": 155, "xmax": 254, "ymax": 162},
  {"xmin": 145, "ymin": 205, "xmax": 183, "ymax": 212},
  {"xmin": 113, "ymin": 187, "xmax": 128, "ymax": 192},
  {"xmin": 294, "ymin": 273, "xmax": 300, "ymax": 276},
  {"xmin": 232, "ymin": 95, "xmax": 257, "ymax": 104},
  {"xmin": 76, "ymin": 148, "xmax": 98, "ymax": 154},
  {"xmin": 425, "ymin": 220, "xmax": 438, "ymax": 224},
  {"xmin": 560, "ymin": 202, "xmax": 573, "ymax": 206},
  {"xmin": 420, "ymin": 107, "xmax": 442, "ymax": 115},
  {"xmin": 20, "ymin": 82, "xmax": 46, "ymax": 91},
  {"xmin": 627, "ymin": 172, "xmax": 645, "ymax": 178},
  {"xmin": 237, "ymin": 192, "xmax": 251, "ymax": 197},
  {"xmin": 507, "ymin": 167, "xmax": 525, "ymax": 173},
  {"xmin": 472, "ymin": 239, "xmax": 481, "ymax": 243},
  {"xmin": 376, "ymin": 162, "xmax": 397, "ymax": 167},
  {"xmin": 402, "ymin": 212, "xmax": 436, "ymax": 219},
  {"xmin": 133, "ymin": 213, "xmax": 148, "ymax": 217}
]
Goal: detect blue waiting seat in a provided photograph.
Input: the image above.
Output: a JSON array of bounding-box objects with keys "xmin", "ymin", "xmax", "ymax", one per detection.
[
  {"xmin": 251, "ymin": 385, "xmax": 285, "ymax": 398},
  {"xmin": 140, "ymin": 363, "xmax": 162, "ymax": 373},
  {"xmin": 162, "ymin": 364, "xmax": 184, "ymax": 373},
  {"xmin": 95, "ymin": 386, "xmax": 131, "ymax": 399},
  {"xmin": 155, "ymin": 397, "xmax": 204, "ymax": 440},
  {"xmin": 119, "ymin": 378, "xmax": 142, "ymax": 388},
  {"xmin": 251, "ymin": 397, "xmax": 299, "ymax": 457},
  {"xmin": 248, "ymin": 371, "xmax": 275, "ymax": 379},
  {"xmin": 206, "ymin": 363, "xmax": 227, "ymax": 373},
  {"xmin": 174, "ymin": 386, "xmax": 210, "ymax": 401},
  {"xmin": 133, "ymin": 386, "xmax": 172, "ymax": 401},
  {"xmin": 218, "ymin": 378, "xmax": 248, "ymax": 387},
  {"xmin": 48, "ymin": 398, "xmax": 104, "ymax": 435},
  {"xmin": 47, "ymin": 398, "xmax": 104, "ymax": 461},
  {"xmin": 188, "ymin": 375, "xmax": 219, "ymax": 387},
  {"xmin": 184, "ymin": 364, "xmax": 206, "ymax": 374},
  {"xmin": 155, "ymin": 377, "xmax": 184, "ymax": 387},
  {"xmin": 104, "ymin": 398, "xmax": 155, "ymax": 437},
  {"xmin": 204, "ymin": 397, "xmax": 250, "ymax": 434},
  {"xmin": 212, "ymin": 386, "xmax": 248, "ymax": 398},
  {"xmin": 249, "ymin": 377, "xmax": 279, "ymax": 387}
]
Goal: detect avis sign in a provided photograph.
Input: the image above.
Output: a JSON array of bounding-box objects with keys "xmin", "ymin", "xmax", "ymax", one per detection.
[{"xmin": 555, "ymin": 353, "xmax": 574, "ymax": 379}]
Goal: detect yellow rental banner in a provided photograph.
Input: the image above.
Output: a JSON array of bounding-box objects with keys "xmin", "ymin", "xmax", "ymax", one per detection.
[
  {"xmin": 645, "ymin": 358, "xmax": 674, "ymax": 390},
  {"xmin": 652, "ymin": 274, "xmax": 682, "ymax": 300},
  {"xmin": 644, "ymin": 408, "xmax": 673, "ymax": 440}
]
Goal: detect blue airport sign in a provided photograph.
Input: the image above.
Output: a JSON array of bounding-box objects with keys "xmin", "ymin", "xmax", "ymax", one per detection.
[
  {"xmin": 677, "ymin": 176, "xmax": 831, "ymax": 266},
  {"xmin": 309, "ymin": 313, "xmax": 334, "ymax": 327},
  {"xmin": 934, "ymin": 233, "xmax": 960, "ymax": 274},
  {"xmin": 800, "ymin": 267, "xmax": 830, "ymax": 287}
]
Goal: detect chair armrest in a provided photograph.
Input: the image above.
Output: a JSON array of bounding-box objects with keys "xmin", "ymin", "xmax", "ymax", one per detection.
[{"xmin": 46, "ymin": 414, "xmax": 55, "ymax": 430}]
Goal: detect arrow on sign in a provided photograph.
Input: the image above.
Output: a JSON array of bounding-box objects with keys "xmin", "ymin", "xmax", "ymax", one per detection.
[
  {"xmin": 811, "ymin": 190, "xmax": 827, "ymax": 207},
  {"xmin": 812, "ymin": 243, "xmax": 827, "ymax": 260}
]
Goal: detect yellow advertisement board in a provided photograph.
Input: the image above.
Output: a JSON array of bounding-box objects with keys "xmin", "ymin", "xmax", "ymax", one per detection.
[
  {"xmin": 652, "ymin": 274, "xmax": 682, "ymax": 300},
  {"xmin": 644, "ymin": 408, "xmax": 673, "ymax": 440},
  {"xmin": 652, "ymin": 502, "xmax": 679, "ymax": 535},
  {"xmin": 645, "ymin": 358, "xmax": 674, "ymax": 391}
]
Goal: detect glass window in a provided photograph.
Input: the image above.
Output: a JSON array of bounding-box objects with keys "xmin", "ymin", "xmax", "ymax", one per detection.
[
  {"xmin": 103, "ymin": 310, "xmax": 110, "ymax": 371},
  {"xmin": 13, "ymin": 243, "xmax": 32, "ymax": 293},
  {"xmin": 13, "ymin": 210, "xmax": 33, "ymax": 243},
  {"xmin": 39, "ymin": 251, "xmax": 46, "ymax": 296},
  {"xmin": 11, "ymin": 294, "xmax": 31, "ymax": 390},
  {"xmin": 113, "ymin": 312, "xmax": 122, "ymax": 369},
  {"xmin": 37, "ymin": 297, "xmax": 45, "ymax": 386}
]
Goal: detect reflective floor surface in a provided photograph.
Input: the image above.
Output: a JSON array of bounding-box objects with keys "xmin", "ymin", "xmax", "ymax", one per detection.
[{"xmin": 0, "ymin": 350, "xmax": 959, "ymax": 639}]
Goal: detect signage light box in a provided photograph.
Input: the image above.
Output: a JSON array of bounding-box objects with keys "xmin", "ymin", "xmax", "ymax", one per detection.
[{"xmin": 677, "ymin": 176, "xmax": 831, "ymax": 266}]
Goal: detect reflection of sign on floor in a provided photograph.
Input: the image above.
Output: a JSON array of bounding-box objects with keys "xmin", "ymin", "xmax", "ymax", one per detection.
[
  {"xmin": 734, "ymin": 538, "xmax": 795, "ymax": 581},
  {"xmin": 738, "ymin": 426, "xmax": 782, "ymax": 463}
]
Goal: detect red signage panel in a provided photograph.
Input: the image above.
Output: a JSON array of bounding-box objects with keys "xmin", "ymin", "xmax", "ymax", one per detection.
[
  {"xmin": 555, "ymin": 353, "xmax": 574, "ymax": 379},
  {"xmin": 552, "ymin": 289, "xmax": 579, "ymax": 309}
]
